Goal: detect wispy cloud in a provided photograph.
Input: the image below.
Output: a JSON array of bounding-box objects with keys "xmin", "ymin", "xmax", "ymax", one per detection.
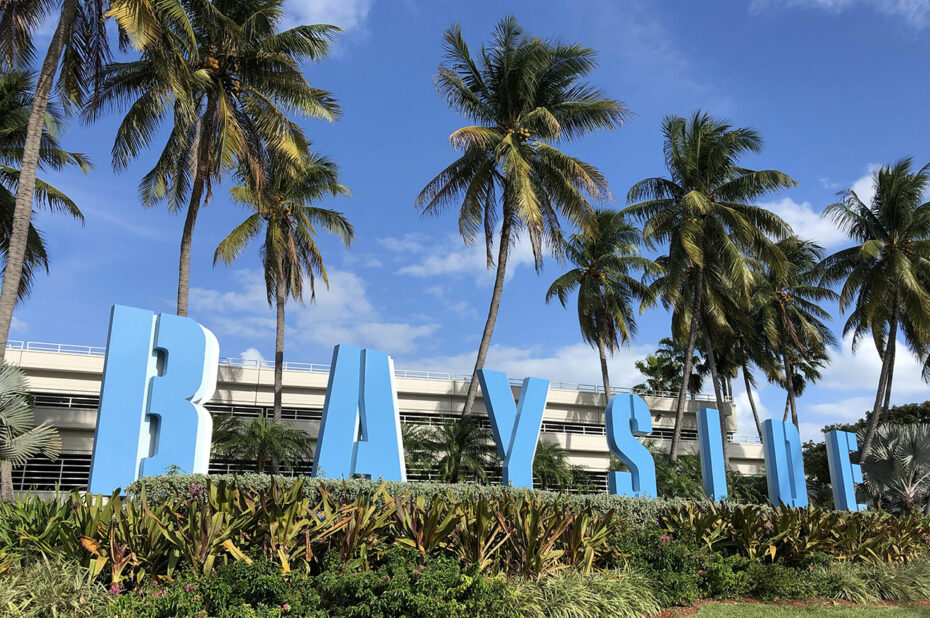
[{"xmin": 750, "ymin": 0, "xmax": 930, "ymax": 29}]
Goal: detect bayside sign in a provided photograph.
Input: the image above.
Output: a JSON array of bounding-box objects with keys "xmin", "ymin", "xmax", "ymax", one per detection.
[{"xmin": 87, "ymin": 305, "xmax": 866, "ymax": 511}]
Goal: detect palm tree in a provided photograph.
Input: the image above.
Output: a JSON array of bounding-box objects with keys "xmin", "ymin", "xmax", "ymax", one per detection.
[
  {"xmin": 860, "ymin": 423, "xmax": 930, "ymax": 515},
  {"xmin": 215, "ymin": 154, "xmax": 352, "ymax": 424},
  {"xmin": 209, "ymin": 412, "xmax": 242, "ymax": 458},
  {"xmin": 0, "ymin": 363, "xmax": 60, "ymax": 500},
  {"xmin": 820, "ymin": 159, "xmax": 930, "ymax": 460},
  {"xmin": 0, "ymin": 71, "xmax": 87, "ymax": 301},
  {"xmin": 546, "ymin": 209, "xmax": 658, "ymax": 397},
  {"xmin": 0, "ymin": 0, "xmax": 110, "ymax": 363},
  {"xmin": 421, "ymin": 417, "xmax": 498, "ymax": 483},
  {"xmin": 417, "ymin": 16, "xmax": 628, "ymax": 417},
  {"xmin": 91, "ymin": 0, "xmax": 341, "ymax": 316},
  {"xmin": 226, "ymin": 416, "xmax": 312, "ymax": 474},
  {"xmin": 633, "ymin": 337, "xmax": 707, "ymax": 397},
  {"xmin": 752, "ymin": 237, "xmax": 837, "ymax": 428},
  {"xmin": 626, "ymin": 111, "xmax": 794, "ymax": 462},
  {"xmin": 532, "ymin": 439, "xmax": 575, "ymax": 491}
]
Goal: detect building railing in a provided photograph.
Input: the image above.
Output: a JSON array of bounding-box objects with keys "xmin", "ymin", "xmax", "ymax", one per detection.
[{"xmin": 8, "ymin": 339, "xmax": 730, "ymax": 402}]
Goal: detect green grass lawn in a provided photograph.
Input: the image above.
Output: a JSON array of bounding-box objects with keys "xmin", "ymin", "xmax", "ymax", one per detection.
[{"xmin": 695, "ymin": 602, "xmax": 930, "ymax": 617}]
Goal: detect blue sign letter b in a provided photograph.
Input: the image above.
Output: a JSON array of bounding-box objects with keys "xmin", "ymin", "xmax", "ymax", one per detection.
[{"xmin": 88, "ymin": 305, "xmax": 218, "ymax": 494}]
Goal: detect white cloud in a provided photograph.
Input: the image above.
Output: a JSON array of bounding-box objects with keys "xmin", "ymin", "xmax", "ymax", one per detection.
[
  {"xmin": 410, "ymin": 341, "xmax": 657, "ymax": 391},
  {"xmin": 240, "ymin": 347, "xmax": 266, "ymax": 363},
  {"xmin": 750, "ymin": 0, "xmax": 930, "ymax": 28},
  {"xmin": 850, "ymin": 164, "xmax": 880, "ymax": 203},
  {"xmin": 194, "ymin": 268, "xmax": 439, "ymax": 355},
  {"xmin": 283, "ymin": 0, "xmax": 374, "ymax": 31},
  {"xmin": 819, "ymin": 332, "xmax": 929, "ymax": 397},
  {"xmin": 762, "ymin": 197, "xmax": 851, "ymax": 248},
  {"xmin": 10, "ymin": 316, "xmax": 27, "ymax": 334},
  {"xmin": 387, "ymin": 231, "xmax": 537, "ymax": 284}
]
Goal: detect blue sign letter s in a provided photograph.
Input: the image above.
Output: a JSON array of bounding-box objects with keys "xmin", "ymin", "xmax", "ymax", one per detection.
[
  {"xmin": 606, "ymin": 393, "xmax": 657, "ymax": 498},
  {"xmin": 88, "ymin": 305, "xmax": 218, "ymax": 494}
]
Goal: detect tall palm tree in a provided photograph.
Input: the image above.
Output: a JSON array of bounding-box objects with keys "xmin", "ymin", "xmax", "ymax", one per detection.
[
  {"xmin": 421, "ymin": 417, "xmax": 498, "ymax": 483},
  {"xmin": 752, "ymin": 237, "xmax": 837, "ymax": 427},
  {"xmin": 0, "ymin": 363, "xmax": 60, "ymax": 500},
  {"xmin": 91, "ymin": 0, "xmax": 341, "ymax": 316},
  {"xmin": 820, "ymin": 159, "xmax": 930, "ymax": 459},
  {"xmin": 626, "ymin": 111, "xmax": 794, "ymax": 463},
  {"xmin": 546, "ymin": 209, "xmax": 658, "ymax": 397},
  {"xmin": 0, "ymin": 71, "xmax": 87, "ymax": 301},
  {"xmin": 0, "ymin": 0, "xmax": 111, "ymax": 363},
  {"xmin": 417, "ymin": 16, "xmax": 628, "ymax": 417},
  {"xmin": 215, "ymin": 154, "xmax": 352, "ymax": 424}
]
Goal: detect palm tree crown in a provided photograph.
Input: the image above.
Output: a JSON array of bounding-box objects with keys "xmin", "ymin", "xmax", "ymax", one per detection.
[
  {"xmin": 626, "ymin": 111, "xmax": 795, "ymax": 462},
  {"xmin": 820, "ymin": 158, "xmax": 930, "ymax": 459},
  {"xmin": 418, "ymin": 16, "xmax": 627, "ymax": 416},
  {"xmin": 92, "ymin": 0, "xmax": 341, "ymax": 316},
  {"xmin": 752, "ymin": 236, "xmax": 837, "ymax": 427},
  {"xmin": 0, "ymin": 71, "xmax": 87, "ymax": 301},
  {"xmin": 546, "ymin": 209, "xmax": 658, "ymax": 395}
]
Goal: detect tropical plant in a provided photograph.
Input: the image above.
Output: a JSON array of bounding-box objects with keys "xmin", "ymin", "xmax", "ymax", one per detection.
[
  {"xmin": 215, "ymin": 153, "xmax": 352, "ymax": 423},
  {"xmin": 820, "ymin": 158, "xmax": 930, "ymax": 459},
  {"xmin": 223, "ymin": 416, "xmax": 312, "ymax": 473},
  {"xmin": 208, "ymin": 412, "xmax": 242, "ymax": 457},
  {"xmin": 532, "ymin": 440, "xmax": 575, "ymax": 491},
  {"xmin": 93, "ymin": 0, "xmax": 341, "ymax": 316},
  {"xmin": 751, "ymin": 236, "xmax": 837, "ymax": 427},
  {"xmin": 0, "ymin": 70, "xmax": 87, "ymax": 301},
  {"xmin": 633, "ymin": 337, "xmax": 707, "ymax": 397},
  {"xmin": 546, "ymin": 209, "xmax": 658, "ymax": 396},
  {"xmin": 0, "ymin": 363, "xmax": 60, "ymax": 500},
  {"xmin": 860, "ymin": 423, "xmax": 930, "ymax": 516},
  {"xmin": 625, "ymin": 111, "xmax": 795, "ymax": 462},
  {"xmin": 417, "ymin": 16, "xmax": 627, "ymax": 417},
  {"xmin": 420, "ymin": 417, "xmax": 499, "ymax": 483},
  {"xmin": 0, "ymin": 0, "xmax": 115, "ymax": 364}
]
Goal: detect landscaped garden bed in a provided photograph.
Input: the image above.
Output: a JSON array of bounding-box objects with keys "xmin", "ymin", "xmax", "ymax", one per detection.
[{"xmin": 2, "ymin": 475, "xmax": 930, "ymax": 616}]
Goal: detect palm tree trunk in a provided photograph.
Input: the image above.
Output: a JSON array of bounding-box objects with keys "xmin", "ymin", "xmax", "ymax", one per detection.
[
  {"xmin": 669, "ymin": 268, "xmax": 704, "ymax": 463},
  {"xmin": 783, "ymin": 354, "xmax": 799, "ymax": 428},
  {"xmin": 273, "ymin": 280, "xmax": 285, "ymax": 423},
  {"xmin": 783, "ymin": 393, "xmax": 790, "ymax": 422},
  {"xmin": 741, "ymin": 361, "xmax": 763, "ymax": 440},
  {"xmin": 860, "ymin": 311, "xmax": 898, "ymax": 461},
  {"xmin": 596, "ymin": 335, "xmax": 611, "ymax": 403},
  {"xmin": 0, "ymin": 460, "xmax": 14, "ymax": 501},
  {"xmin": 703, "ymin": 328, "xmax": 730, "ymax": 467},
  {"xmin": 880, "ymin": 336, "xmax": 896, "ymax": 423},
  {"xmin": 176, "ymin": 96, "xmax": 217, "ymax": 317},
  {"xmin": 461, "ymin": 213, "xmax": 513, "ymax": 417},
  {"xmin": 0, "ymin": 0, "xmax": 77, "ymax": 364}
]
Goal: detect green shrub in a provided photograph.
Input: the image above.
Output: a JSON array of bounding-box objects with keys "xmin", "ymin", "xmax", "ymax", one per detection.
[
  {"xmin": 127, "ymin": 473, "xmax": 684, "ymax": 525},
  {"xmin": 615, "ymin": 527, "xmax": 703, "ymax": 606},
  {"xmin": 514, "ymin": 567, "xmax": 660, "ymax": 618},
  {"xmin": 0, "ymin": 557, "xmax": 108, "ymax": 617}
]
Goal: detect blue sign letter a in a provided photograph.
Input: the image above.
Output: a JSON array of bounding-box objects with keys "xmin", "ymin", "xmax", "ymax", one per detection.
[
  {"xmin": 312, "ymin": 345, "xmax": 406, "ymax": 481},
  {"xmin": 88, "ymin": 305, "xmax": 218, "ymax": 494}
]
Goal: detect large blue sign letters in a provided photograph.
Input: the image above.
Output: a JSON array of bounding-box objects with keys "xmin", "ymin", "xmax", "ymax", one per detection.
[
  {"xmin": 477, "ymin": 369, "xmax": 549, "ymax": 489},
  {"xmin": 312, "ymin": 345, "xmax": 406, "ymax": 481},
  {"xmin": 761, "ymin": 419, "xmax": 808, "ymax": 508},
  {"xmin": 606, "ymin": 393, "xmax": 657, "ymax": 498},
  {"xmin": 697, "ymin": 408, "xmax": 728, "ymax": 501},
  {"xmin": 88, "ymin": 305, "xmax": 218, "ymax": 494},
  {"xmin": 825, "ymin": 430, "xmax": 866, "ymax": 511}
]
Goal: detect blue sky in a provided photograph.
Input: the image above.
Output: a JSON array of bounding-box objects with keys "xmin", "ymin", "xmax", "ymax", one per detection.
[{"xmin": 18, "ymin": 0, "xmax": 930, "ymax": 441}]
